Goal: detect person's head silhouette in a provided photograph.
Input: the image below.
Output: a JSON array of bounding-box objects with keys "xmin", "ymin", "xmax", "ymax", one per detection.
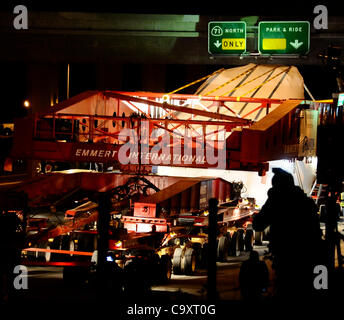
[{"xmin": 271, "ymin": 168, "xmax": 294, "ymax": 191}]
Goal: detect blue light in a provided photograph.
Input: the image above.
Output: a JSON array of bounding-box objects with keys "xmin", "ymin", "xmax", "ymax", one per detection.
[{"xmin": 106, "ymin": 255, "xmax": 114, "ymax": 262}]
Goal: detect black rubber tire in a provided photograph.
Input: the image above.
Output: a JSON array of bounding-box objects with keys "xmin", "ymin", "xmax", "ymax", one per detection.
[
  {"xmin": 77, "ymin": 233, "xmax": 94, "ymax": 252},
  {"xmin": 199, "ymin": 243, "xmax": 208, "ymax": 268},
  {"xmin": 91, "ymin": 250, "xmax": 98, "ymax": 266},
  {"xmin": 244, "ymin": 229, "xmax": 254, "ymax": 252},
  {"xmin": 172, "ymin": 247, "xmax": 183, "ymax": 275},
  {"xmin": 160, "ymin": 254, "xmax": 172, "ymax": 282},
  {"xmin": 37, "ymin": 241, "xmax": 50, "ymax": 262},
  {"xmin": 45, "ymin": 245, "xmax": 51, "ymax": 262},
  {"xmin": 263, "ymin": 226, "xmax": 270, "ymax": 241},
  {"xmin": 254, "ymin": 231, "xmax": 263, "ymax": 245},
  {"xmin": 237, "ymin": 229, "xmax": 245, "ymax": 252},
  {"xmin": 229, "ymin": 232, "xmax": 241, "ymax": 257},
  {"xmin": 183, "ymin": 248, "xmax": 196, "ymax": 275},
  {"xmin": 191, "ymin": 242, "xmax": 202, "ymax": 266},
  {"xmin": 26, "ymin": 247, "xmax": 37, "ymax": 261},
  {"xmin": 217, "ymin": 236, "xmax": 229, "ymax": 262},
  {"xmin": 61, "ymin": 235, "xmax": 70, "ymax": 250},
  {"xmin": 69, "ymin": 239, "xmax": 75, "ymax": 257},
  {"xmin": 49, "ymin": 237, "xmax": 61, "ymax": 262},
  {"xmin": 226, "ymin": 232, "xmax": 232, "ymax": 256},
  {"xmin": 229, "ymin": 232, "xmax": 237, "ymax": 256}
]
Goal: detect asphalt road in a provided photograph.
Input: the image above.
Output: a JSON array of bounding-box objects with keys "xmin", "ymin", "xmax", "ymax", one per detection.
[
  {"xmin": 9, "ymin": 244, "xmax": 272, "ymax": 304},
  {"xmin": 11, "ymin": 217, "xmax": 344, "ymax": 304}
]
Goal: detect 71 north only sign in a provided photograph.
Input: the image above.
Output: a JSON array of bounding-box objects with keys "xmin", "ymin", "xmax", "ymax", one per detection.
[
  {"xmin": 258, "ymin": 21, "xmax": 310, "ymax": 55},
  {"xmin": 208, "ymin": 21, "xmax": 247, "ymax": 55}
]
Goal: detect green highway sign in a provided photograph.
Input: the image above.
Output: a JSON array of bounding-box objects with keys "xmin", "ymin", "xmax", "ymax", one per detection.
[
  {"xmin": 258, "ymin": 21, "xmax": 310, "ymax": 55},
  {"xmin": 208, "ymin": 21, "xmax": 247, "ymax": 55}
]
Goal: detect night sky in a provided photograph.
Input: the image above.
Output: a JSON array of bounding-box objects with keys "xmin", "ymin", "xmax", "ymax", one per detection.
[{"xmin": 0, "ymin": 1, "xmax": 336, "ymax": 16}]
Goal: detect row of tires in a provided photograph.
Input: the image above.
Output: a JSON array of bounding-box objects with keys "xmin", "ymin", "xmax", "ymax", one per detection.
[
  {"xmin": 172, "ymin": 247, "xmax": 198, "ymax": 275},
  {"xmin": 219, "ymin": 228, "xmax": 268, "ymax": 259},
  {"xmin": 27, "ymin": 229, "xmax": 268, "ymax": 269},
  {"xmin": 170, "ymin": 229, "xmax": 267, "ymax": 275},
  {"xmin": 217, "ymin": 229, "xmax": 253, "ymax": 261}
]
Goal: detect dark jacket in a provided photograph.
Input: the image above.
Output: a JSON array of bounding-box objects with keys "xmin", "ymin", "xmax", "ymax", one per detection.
[{"xmin": 253, "ymin": 185, "xmax": 321, "ymax": 263}]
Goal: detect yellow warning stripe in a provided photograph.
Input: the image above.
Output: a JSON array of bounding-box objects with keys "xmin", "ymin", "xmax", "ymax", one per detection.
[
  {"xmin": 315, "ymin": 99, "xmax": 333, "ymax": 103},
  {"xmin": 166, "ymin": 68, "xmax": 225, "ymax": 95},
  {"xmin": 221, "ymin": 66, "xmax": 280, "ymax": 97},
  {"xmin": 202, "ymin": 65, "xmax": 258, "ymax": 97},
  {"xmin": 236, "ymin": 66, "xmax": 291, "ymax": 99}
]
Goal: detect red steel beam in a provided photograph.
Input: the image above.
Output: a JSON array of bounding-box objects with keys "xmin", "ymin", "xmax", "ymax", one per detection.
[
  {"xmin": 110, "ymin": 91, "xmax": 284, "ymax": 105},
  {"xmin": 104, "ymin": 91, "xmax": 251, "ymax": 124},
  {"xmin": 42, "ymin": 114, "xmax": 242, "ymax": 127}
]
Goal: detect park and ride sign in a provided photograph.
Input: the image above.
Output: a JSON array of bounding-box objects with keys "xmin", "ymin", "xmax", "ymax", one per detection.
[
  {"xmin": 208, "ymin": 21, "xmax": 247, "ymax": 55},
  {"xmin": 208, "ymin": 20, "xmax": 310, "ymax": 56},
  {"xmin": 258, "ymin": 21, "xmax": 310, "ymax": 55}
]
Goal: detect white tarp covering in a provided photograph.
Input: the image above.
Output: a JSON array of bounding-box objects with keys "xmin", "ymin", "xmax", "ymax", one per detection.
[
  {"xmin": 194, "ymin": 63, "xmax": 304, "ymax": 121},
  {"xmin": 158, "ymin": 63, "xmax": 311, "ymax": 204}
]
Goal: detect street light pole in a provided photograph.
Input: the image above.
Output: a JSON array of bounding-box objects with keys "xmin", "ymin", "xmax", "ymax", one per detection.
[{"xmin": 67, "ymin": 63, "xmax": 70, "ymax": 99}]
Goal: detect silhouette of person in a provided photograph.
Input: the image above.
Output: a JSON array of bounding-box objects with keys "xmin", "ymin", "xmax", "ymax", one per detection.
[
  {"xmin": 252, "ymin": 168, "xmax": 322, "ymax": 299},
  {"xmin": 239, "ymin": 250, "xmax": 269, "ymax": 301}
]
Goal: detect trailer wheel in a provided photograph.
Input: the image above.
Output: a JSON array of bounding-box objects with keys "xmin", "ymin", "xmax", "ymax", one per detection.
[
  {"xmin": 191, "ymin": 243, "xmax": 202, "ymax": 266},
  {"xmin": 93, "ymin": 235, "xmax": 98, "ymax": 251},
  {"xmin": 45, "ymin": 245, "xmax": 51, "ymax": 262},
  {"xmin": 226, "ymin": 232, "xmax": 232, "ymax": 256},
  {"xmin": 229, "ymin": 232, "xmax": 242, "ymax": 257},
  {"xmin": 217, "ymin": 236, "xmax": 229, "ymax": 262},
  {"xmin": 77, "ymin": 233, "xmax": 94, "ymax": 252},
  {"xmin": 26, "ymin": 246, "xmax": 38, "ymax": 260},
  {"xmin": 37, "ymin": 241, "xmax": 50, "ymax": 262},
  {"xmin": 237, "ymin": 229, "xmax": 245, "ymax": 252},
  {"xmin": 49, "ymin": 237, "xmax": 61, "ymax": 262},
  {"xmin": 160, "ymin": 254, "xmax": 172, "ymax": 282},
  {"xmin": 199, "ymin": 243, "xmax": 208, "ymax": 268},
  {"xmin": 69, "ymin": 240, "xmax": 75, "ymax": 256},
  {"xmin": 244, "ymin": 229, "xmax": 254, "ymax": 252},
  {"xmin": 263, "ymin": 226, "xmax": 270, "ymax": 241},
  {"xmin": 182, "ymin": 248, "xmax": 197, "ymax": 275},
  {"xmin": 91, "ymin": 250, "xmax": 98, "ymax": 266},
  {"xmin": 61, "ymin": 235, "xmax": 70, "ymax": 250},
  {"xmin": 254, "ymin": 231, "xmax": 263, "ymax": 246},
  {"xmin": 172, "ymin": 247, "xmax": 183, "ymax": 275}
]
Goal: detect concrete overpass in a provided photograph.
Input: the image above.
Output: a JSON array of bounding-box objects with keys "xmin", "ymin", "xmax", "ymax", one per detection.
[
  {"xmin": 0, "ymin": 10, "xmax": 343, "ymax": 113},
  {"xmin": 1, "ymin": 11, "xmax": 344, "ymax": 65}
]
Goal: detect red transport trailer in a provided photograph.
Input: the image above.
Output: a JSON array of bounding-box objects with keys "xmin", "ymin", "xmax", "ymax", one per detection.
[{"xmin": 4, "ymin": 87, "xmax": 310, "ymax": 281}]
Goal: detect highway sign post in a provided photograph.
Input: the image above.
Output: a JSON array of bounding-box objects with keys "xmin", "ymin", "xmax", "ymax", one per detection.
[
  {"xmin": 258, "ymin": 21, "xmax": 310, "ymax": 55},
  {"xmin": 208, "ymin": 21, "xmax": 247, "ymax": 55}
]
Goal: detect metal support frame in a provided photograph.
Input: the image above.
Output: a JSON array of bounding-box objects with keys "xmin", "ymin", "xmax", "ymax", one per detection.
[
  {"xmin": 11, "ymin": 90, "xmax": 292, "ymax": 173},
  {"xmin": 33, "ymin": 91, "xmax": 283, "ymax": 147}
]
